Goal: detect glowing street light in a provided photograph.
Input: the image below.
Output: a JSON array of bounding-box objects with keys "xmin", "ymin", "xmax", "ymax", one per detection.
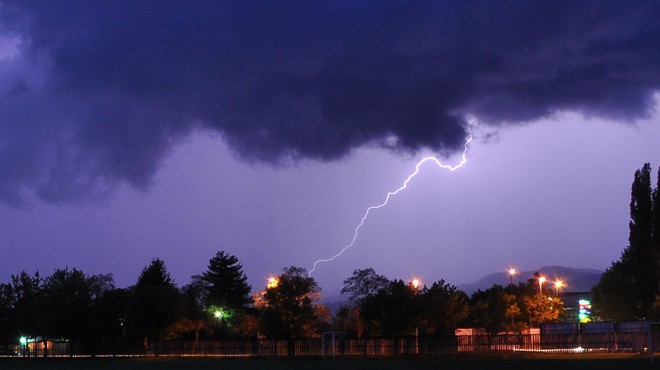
[
  {"xmin": 538, "ymin": 276, "xmax": 546, "ymax": 295},
  {"xmin": 267, "ymin": 277, "xmax": 279, "ymax": 289},
  {"xmin": 507, "ymin": 268, "xmax": 517, "ymax": 327},
  {"xmin": 19, "ymin": 336, "xmax": 27, "ymax": 357},
  {"xmin": 508, "ymin": 268, "xmax": 517, "ymax": 285},
  {"xmin": 209, "ymin": 307, "xmax": 228, "ymax": 326},
  {"xmin": 409, "ymin": 278, "xmax": 422, "ymax": 355},
  {"xmin": 213, "ymin": 309, "xmax": 223, "ymax": 327},
  {"xmin": 554, "ymin": 280, "xmax": 564, "ymax": 296}
]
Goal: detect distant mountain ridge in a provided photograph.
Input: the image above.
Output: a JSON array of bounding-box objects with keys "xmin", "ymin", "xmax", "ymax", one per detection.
[
  {"xmin": 320, "ymin": 266, "xmax": 603, "ymax": 313},
  {"xmin": 457, "ymin": 266, "xmax": 602, "ymax": 294}
]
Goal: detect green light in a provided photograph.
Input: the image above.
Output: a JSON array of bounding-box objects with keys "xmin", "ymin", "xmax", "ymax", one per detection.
[
  {"xmin": 206, "ymin": 305, "xmax": 233, "ymax": 322},
  {"xmin": 19, "ymin": 337, "xmax": 27, "ymax": 346}
]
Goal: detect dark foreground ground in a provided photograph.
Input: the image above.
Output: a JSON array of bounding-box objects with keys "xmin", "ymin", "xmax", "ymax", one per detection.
[{"xmin": 1, "ymin": 353, "xmax": 658, "ymax": 370}]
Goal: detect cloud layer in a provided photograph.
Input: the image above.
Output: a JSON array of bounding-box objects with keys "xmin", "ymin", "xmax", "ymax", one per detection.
[{"xmin": 1, "ymin": 1, "xmax": 659, "ymax": 204}]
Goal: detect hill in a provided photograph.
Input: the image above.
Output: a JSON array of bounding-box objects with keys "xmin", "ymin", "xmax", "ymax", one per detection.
[
  {"xmin": 457, "ymin": 266, "xmax": 602, "ymax": 294},
  {"xmin": 321, "ymin": 266, "xmax": 602, "ymax": 312}
]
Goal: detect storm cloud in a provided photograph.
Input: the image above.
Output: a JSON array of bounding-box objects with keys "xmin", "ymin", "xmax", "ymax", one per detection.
[{"xmin": 1, "ymin": 1, "xmax": 659, "ymax": 204}]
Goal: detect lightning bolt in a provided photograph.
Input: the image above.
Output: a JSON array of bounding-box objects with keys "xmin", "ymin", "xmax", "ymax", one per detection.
[{"xmin": 309, "ymin": 120, "xmax": 474, "ymax": 276}]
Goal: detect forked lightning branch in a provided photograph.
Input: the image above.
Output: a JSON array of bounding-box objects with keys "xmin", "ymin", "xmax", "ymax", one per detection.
[{"xmin": 309, "ymin": 120, "xmax": 474, "ymax": 276}]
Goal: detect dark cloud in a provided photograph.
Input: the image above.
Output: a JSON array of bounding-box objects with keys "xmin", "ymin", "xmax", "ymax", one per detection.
[{"xmin": 0, "ymin": 0, "xmax": 659, "ymax": 204}]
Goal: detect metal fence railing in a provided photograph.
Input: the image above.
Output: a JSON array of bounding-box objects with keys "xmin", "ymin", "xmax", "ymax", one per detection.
[{"xmin": 3, "ymin": 331, "xmax": 658, "ymax": 358}]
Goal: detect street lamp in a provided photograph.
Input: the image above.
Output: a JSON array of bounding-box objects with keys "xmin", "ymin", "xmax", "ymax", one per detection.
[
  {"xmin": 19, "ymin": 337, "xmax": 27, "ymax": 357},
  {"xmin": 554, "ymin": 280, "xmax": 564, "ymax": 296},
  {"xmin": 212, "ymin": 308, "xmax": 225, "ymax": 326},
  {"xmin": 410, "ymin": 278, "xmax": 421, "ymax": 354},
  {"xmin": 538, "ymin": 276, "xmax": 546, "ymax": 295},
  {"xmin": 267, "ymin": 277, "xmax": 279, "ymax": 289},
  {"xmin": 508, "ymin": 268, "xmax": 517, "ymax": 286},
  {"xmin": 507, "ymin": 268, "xmax": 517, "ymax": 327}
]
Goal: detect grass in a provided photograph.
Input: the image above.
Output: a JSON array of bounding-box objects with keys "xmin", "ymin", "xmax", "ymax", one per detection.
[{"xmin": 1, "ymin": 353, "xmax": 657, "ymax": 370}]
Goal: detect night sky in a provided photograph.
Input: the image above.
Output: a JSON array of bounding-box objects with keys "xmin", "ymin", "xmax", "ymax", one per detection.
[{"xmin": 1, "ymin": 1, "xmax": 659, "ymax": 295}]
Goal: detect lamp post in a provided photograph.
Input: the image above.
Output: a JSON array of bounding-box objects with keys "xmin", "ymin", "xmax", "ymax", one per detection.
[
  {"xmin": 410, "ymin": 278, "xmax": 421, "ymax": 354},
  {"xmin": 554, "ymin": 280, "xmax": 563, "ymax": 296},
  {"xmin": 508, "ymin": 268, "xmax": 517, "ymax": 327},
  {"xmin": 19, "ymin": 336, "xmax": 27, "ymax": 357},
  {"xmin": 538, "ymin": 276, "xmax": 546, "ymax": 295},
  {"xmin": 213, "ymin": 308, "xmax": 225, "ymax": 327}
]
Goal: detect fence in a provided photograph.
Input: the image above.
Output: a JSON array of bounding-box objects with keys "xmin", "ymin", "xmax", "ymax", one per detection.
[{"xmin": 3, "ymin": 330, "xmax": 659, "ymax": 358}]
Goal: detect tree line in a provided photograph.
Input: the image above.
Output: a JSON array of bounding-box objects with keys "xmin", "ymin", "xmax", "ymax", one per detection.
[
  {"xmin": 0, "ymin": 252, "xmax": 564, "ymax": 346},
  {"xmin": 1, "ymin": 163, "xmax": 657, "ymax": 345}
]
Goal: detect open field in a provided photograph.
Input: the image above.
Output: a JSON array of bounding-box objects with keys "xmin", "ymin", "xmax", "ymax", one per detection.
[{"xmin": 1, "ymin": 353, "xmax": 657, "ymax": 370}]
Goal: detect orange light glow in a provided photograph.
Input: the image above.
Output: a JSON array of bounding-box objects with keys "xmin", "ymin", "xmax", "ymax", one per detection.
[
  {"xmin": 538, "ymin": 276, "xmax": 546, "ymax": 294},
  {"xmin": 267, "ymin": 277, "xmax": 279, "ymax": 289},
  {"xmin": 411, "ymin": 278, "xmax": 421, "ymax": 289}
]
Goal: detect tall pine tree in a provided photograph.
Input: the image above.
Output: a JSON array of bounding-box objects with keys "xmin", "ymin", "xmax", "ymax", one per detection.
[
  {"xmin": 126, "ymin": 259, "xmax": 182, "ymax": 342},
  {"xmin": 654, "ymin": 167, "xmax": 660, "ymax": 314},
  {"xmin": 197, "ymin": 251, "xmax": 251, "ymax": 310},
  {"xmin": 593, "ymin": 163, "xmax": 660, "ymax": 320},
  {"xmin": 627, "ymin": 164, "xmax": 656, "ymax": 317},
  {"xmin": 654, "ymin": 167, "xmax": 660, "ymax": 263}
]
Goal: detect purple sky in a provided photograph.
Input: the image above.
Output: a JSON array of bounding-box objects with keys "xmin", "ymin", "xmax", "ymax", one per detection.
[{"xmin": 1, "ymin": 1, "xmax": 659, "ymax": 295}]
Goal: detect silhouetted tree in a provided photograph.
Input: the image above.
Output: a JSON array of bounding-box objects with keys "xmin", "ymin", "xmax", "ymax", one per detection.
[
  {"xmin": 591, "ymin": 262, "xmax": 637, "ymax": 321},
  {"xmin": 343, "ymin": 275, "xmax": 468, "ymax": 338},
  {"xmin": 259, "ymin": 266, "xmax": 323, "ymax": 338},
  {"xmin": 418, "ymin": 280, "xmax": 469, "ymax": 336},
  {"xmin": 469, "ymin": 285, "xmax": 514, "ymax": 335},
  {"xmin": 593, "ymin": 163, "xmax": 660, "ymax": 320},
  {"xmin": 191, "ymin": 251, "xmax": 251, "ymax": 338},
  {"xmin": 171, "ymin": 281, "xmax": 212, "ymax": 344},
  {"xmin": 654, "ymin": 166, "xmax": 660, "ymax": 317},
  {"xmin": 360, "ymin": 279, "xmax": 420, "ymax": 337},
  {"xmin": 126, "ymin": 259, "xmax": 182, "ymax": 346},
  {"xmin": 654, "ymin": 166, "xmax": 660, "ymax": 263},
  {"xmin": 341, "ymin": 268, "xmax": 389, "ymax": 303},
  {"xmin": 628, "ymin": 163, "xmax": 657, "ymax": 316},
  {"xmin": 9, "ymin": 271, "xmax": 43, "ymax": 339},
  {"xmin": 0, "ymin": 282, "xmax": 15, "ymax": 342},
  {"xmin": 340, "ymin": 267, "xmax": 390, "ymax": 337},
  {"xmin": 41, "ymin": 268, "xmax": 113, "ymax": 346},
  {"xmin": 332, "ymin": 305, "xmax": 361, "ymax": 337},
  {"xmin": 91, "ymin": 287, "xmax": 129, "ymax": 341},
  {"xmin": 196, "ymin": 251, "xmax": 251, "ymax": 310}
]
